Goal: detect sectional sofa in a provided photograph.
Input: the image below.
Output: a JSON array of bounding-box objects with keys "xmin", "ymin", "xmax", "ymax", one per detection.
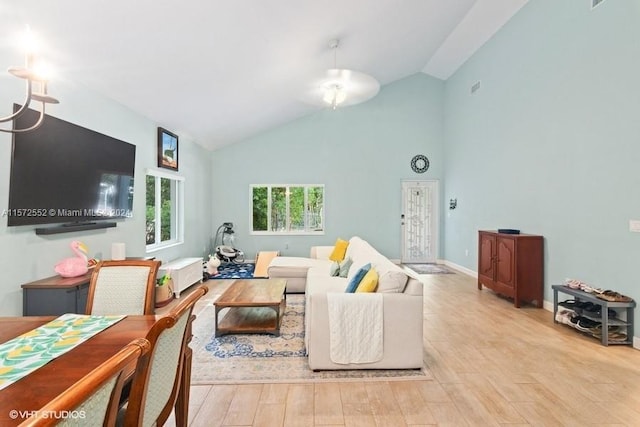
[{"xmin": 268, "ymin": 236, "xmax": 424, "ymax": 370}]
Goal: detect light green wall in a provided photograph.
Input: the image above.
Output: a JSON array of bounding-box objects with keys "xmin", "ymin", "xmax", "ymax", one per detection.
[
  {"xmin": 211, "ymin": 73, "xmax": 444, "ymax": 260},
  {"xmin": 0, "ymin": 80, "xmax": 212, "ymax": 315},
  {"xmin": 443, "ymin": 0, "xmax": 640, "ymax": 313},
  {"xmin": 4, "ymin": 0, "xmax": 636, "ymax": 343}
]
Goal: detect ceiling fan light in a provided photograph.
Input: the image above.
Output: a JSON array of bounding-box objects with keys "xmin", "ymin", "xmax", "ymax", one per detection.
[
  {"xmin": 322, "ymin": 84, "xmax": 347, "ymax": 106},
  {"xmin": 303, "ymin": 40, "xmax": 379, "ymax": 110}
]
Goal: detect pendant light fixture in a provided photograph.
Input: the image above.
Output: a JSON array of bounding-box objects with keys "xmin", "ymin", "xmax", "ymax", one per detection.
[{"xmin": 306, "ymin": 39, "xmax": 380, "ymax": 110}]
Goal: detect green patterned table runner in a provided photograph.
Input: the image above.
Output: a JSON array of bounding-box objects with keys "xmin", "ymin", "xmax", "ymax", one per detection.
[{"xmin": 0, "ymin": 313, "xmax": 125, "ymax": 391}]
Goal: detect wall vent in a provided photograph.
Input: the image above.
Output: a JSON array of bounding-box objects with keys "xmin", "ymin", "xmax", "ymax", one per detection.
[
  {"xmin": 592, "ymin": 0, "xmax": 606, "ymax": 9},
  {"xmin": 470, "ymin": 80, "xmax": 481, "ymax": 94}
]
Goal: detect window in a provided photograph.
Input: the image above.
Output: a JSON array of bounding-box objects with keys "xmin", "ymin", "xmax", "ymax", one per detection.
[
  {"xmin": 146, "ymin": 169, "xmax": 184, "ymax": 251},
  {"xmin": 251, "ymin": 185, "xmax": 324, "ymax": 234}
]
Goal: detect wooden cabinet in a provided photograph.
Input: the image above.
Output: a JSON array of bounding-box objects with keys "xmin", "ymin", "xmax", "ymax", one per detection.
[
  {"xmin": 477, "ymin": 230, "xmax": 544, "ymax": 308},
  {"xmin": 22, "ymin": 272, "xmax": 92, "ymax": 316}
]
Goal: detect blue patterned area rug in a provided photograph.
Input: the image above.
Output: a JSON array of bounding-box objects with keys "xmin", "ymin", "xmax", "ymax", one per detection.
[
  {"xmin": 207, "ymin": 262, "xmax": 255, "ymax": 280},
  {"xmin": 191, "ymin": 294, "xmax": 430, "ymax": 384},
  {"xmin": 205, "ymin": 297, "xmax": 306, "ymax": 358}
]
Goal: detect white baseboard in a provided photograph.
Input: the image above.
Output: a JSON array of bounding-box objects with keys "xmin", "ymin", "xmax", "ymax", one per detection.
[{"xmin": 441, "ymin": 259, "xmax": 477, "ymax": 278}]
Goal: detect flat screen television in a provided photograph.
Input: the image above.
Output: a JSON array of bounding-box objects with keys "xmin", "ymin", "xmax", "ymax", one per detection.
[{"xmin": 7, "ymin": 106, "xmax": 136, "ymax": 228}]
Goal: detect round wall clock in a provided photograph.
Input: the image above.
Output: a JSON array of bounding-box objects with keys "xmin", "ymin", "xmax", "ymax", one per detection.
[{"xmin": 411, "ymin": 154, "xmax": 429, "ymax": 173}]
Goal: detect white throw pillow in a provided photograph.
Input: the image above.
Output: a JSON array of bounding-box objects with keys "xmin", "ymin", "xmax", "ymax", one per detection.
[{"xmin": 377, "ymin": 270, "xmax": 409, "ymax": 293}]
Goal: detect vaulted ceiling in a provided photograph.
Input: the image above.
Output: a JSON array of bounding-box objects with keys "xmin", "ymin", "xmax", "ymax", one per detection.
[{"xmin": 2, "ymin": 0, "xmax": 527, "ymax": 150}]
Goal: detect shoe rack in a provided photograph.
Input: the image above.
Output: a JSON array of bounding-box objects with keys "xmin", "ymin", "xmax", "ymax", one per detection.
[{"xmin": 552, "ymin": 285, "xmax": 635, "ymax": 346}]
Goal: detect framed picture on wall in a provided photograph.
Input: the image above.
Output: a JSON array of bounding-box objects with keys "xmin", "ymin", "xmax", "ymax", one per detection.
[{"xmin": 157, "ymin": 127, "xmax": 178, "ymax": 171}]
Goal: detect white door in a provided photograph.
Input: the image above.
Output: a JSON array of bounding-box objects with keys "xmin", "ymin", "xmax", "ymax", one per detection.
[{"xmin": 401, "ymin": 180, "xmax": 438, "ymax": 264}]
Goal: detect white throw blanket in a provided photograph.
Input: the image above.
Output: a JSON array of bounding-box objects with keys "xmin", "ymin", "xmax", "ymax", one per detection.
[{"xmin": 326, "ymin": 293, "xmax": 384, "ymax": 364}]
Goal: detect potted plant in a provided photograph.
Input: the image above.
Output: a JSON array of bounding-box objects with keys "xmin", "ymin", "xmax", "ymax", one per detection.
[{"xmin": 155, "ymin": 270, "xmax": 174, "ymax": 307}]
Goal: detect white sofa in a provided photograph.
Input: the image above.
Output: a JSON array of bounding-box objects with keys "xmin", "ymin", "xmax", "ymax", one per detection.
[
  {"xmin": 266, "ymin": 245, "xmax": 332, "ymax": 293},
  {"xmin": 268, "ymin": 236, "xmax": 424, "ymax": 370}
]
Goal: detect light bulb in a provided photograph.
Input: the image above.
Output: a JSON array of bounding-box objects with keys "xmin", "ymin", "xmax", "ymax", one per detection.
[
  {"xmin": 32, "ymin": 61, "xmax": 53, "ymax": 81},
  {"xmin": 322, "ymin": 85, "xmax": 347, "ymax": 109},
  {"xmin": 21, "ymin": 26, "xmax": 39, "ymax": 56}
]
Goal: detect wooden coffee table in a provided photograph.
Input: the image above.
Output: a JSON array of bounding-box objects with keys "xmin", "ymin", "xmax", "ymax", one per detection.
[{"xmin": 214, "ymin": 278, "xmax": 287, "ymax": 337}]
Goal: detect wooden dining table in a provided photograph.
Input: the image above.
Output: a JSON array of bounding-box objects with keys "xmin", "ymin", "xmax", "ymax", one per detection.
[{"xmin": 0, "ymin": 314, "xmax": 193, "ymax": 426}]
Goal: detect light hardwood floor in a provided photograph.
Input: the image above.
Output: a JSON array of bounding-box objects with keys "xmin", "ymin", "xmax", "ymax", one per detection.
[{"xmin": 160, "ymin": 268, "xmax": 640, "ymax": 426}]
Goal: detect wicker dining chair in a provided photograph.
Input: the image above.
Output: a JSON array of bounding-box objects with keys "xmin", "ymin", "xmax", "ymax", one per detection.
[
  {"xmin": 86, "ymin": 260, "xmax": 161, "ymax": 315},
  {"xmin": 122, "ymin": 285, "xmax": 208, "ymax": 427},
  {"xmin": 18, "ymin": 338, "xmax": 150, "ymax": 427}
]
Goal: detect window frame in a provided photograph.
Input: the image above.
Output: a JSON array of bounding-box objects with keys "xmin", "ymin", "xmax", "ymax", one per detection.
[
  {"xmin": 250, "ymin": 184, "xmax": 325, "ymax": 235},
  {"xmin": 145, "ymin": 168, "xmax": 185, "ymax": 253}
]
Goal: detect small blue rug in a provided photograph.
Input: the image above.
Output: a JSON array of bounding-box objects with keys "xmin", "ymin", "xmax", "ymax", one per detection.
[{"xmin": 207, "ymin": 262, "xmax": 254, "ymax": 280}]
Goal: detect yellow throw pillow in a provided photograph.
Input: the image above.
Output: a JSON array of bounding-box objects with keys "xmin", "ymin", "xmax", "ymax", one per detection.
[
  {"xmin": 356, "ymin": 268, "xmax": 378, "ymax": 293},
  {"xmin": 329, "ymin": 238, "xmax": 349, "ymax": 261}
]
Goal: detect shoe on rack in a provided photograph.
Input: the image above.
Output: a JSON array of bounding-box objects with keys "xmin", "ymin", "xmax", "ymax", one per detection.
[
  {"xmin": 593, "ymin": 329, "xmax": 628, "ymax": 342},
  {"xmin": 559, "ymin": 299, "xmax": 578, "ymax": 309},
  {"xmin": 571, "ymin": 316, "xmax": 601, "ymax": 332},
  {"xmin": 608, "ymin": 332, "xmax": 628, "ymax": 342},
  {"xmin": 565, "ymin": 278, "xmax": 585, "ymax": 289},
  {"xmin": 581, "ymin": 302, "xmax": 602, "ymax": 314},
  {"xmin": 580, "ymin": 284, "xmax": 604, "ymax": 294},
  {"xmin": 590, "ymin": 325, "xmax": 621, "ymax": 335},
  {"xmin": 578, "ymin": 302, "xmax": 597, "ymax": 311},
  {"xmin": 555, "ymin": 310, "xmax": 577, "ymax": 325},
  {"xmin": 563, "ymin": 278, "xmax": 605, "ymax": 293},
  {"xmin": 568, "ymin": 316, "xmax": 583, "ymax": 330},
  {"xmin": 596, "ymin": 290, "xmax": 634, "ymax": 303}
]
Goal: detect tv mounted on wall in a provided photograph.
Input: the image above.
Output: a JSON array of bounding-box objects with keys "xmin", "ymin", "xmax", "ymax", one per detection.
[{"xmin": 7, "ymin": 105, "xmax": 136, "ymax": 233}]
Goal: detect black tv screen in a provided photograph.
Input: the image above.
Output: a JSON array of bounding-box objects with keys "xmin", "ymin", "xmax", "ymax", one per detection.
[{"xmin": 7, "ymin": 106, "xmax": 136, "ymax": 226}]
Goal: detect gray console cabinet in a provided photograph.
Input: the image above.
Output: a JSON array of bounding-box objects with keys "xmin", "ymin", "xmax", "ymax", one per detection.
[{"xmin": 22, "ymin": 273, "xmax": 92, "ymax": 316}]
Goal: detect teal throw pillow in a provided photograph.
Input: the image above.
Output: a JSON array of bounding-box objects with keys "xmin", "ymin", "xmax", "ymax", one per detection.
[
  {"xmin": 329, "ymin": 261, "xmax": 340, "ymax": 277},
  {"xmin": 345, "ymin": 263, "xmax": 371, "ymax": 293},
  {"xmin": 338, "ymin": 257, "xmax": 353, "ymax": 278}
]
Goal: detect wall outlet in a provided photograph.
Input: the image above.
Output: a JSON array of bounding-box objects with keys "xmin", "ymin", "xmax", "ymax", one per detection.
[
  {"xmin": 285, "ymin": 242, "xmax": 289, "ymax": 249},
  {"xmin": 630, "ymin": 220, "xmax": 640, "ymax": 232},
  {"xmin": 465, "ymin": 249, "xmax": 469, "ymax": 257}
]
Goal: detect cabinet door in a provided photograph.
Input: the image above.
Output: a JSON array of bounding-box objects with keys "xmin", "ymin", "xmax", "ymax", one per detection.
[
  {"xmin": 24, "ymin": 288, "xmax": 77, "ymax": 316},
  {"xmin": 76, "ymin": 283, "xmax": 90, "ymax": 313},
  {"xmin": 496, "ymin": 237, "xmax": 516, "ymax": 288},
  {"xmin": 478, "ymin": 233, "xmax": 496, "ymax": 279}
]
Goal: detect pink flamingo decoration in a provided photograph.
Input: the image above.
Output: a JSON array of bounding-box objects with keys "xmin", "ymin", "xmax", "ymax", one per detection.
[{"xmin": 54, "ymin": 241, "xmax": 89, "ymax": 278}]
